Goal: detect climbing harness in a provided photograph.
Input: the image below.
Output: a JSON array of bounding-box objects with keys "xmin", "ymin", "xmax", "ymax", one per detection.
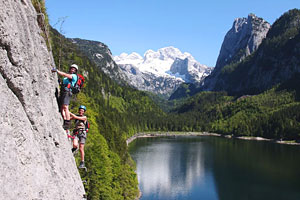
[{"xmin": 74, "ymin": 120, "xmax": 90, "ymax": 133}]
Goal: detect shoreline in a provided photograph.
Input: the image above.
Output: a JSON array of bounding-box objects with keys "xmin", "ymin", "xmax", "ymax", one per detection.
[
  {"xmin": 128, "ymin": 131, "xmax": 300, "ymax": 200},
  {"xmin": 236, "ymin": 136, "xmax": 300, "ymax": 145},
  {"xmin": 126, "ymin": 132, "xmax": 220, "ymax": 145},
  {"xmin": 126, "ymin": 132, "xmax": 300, "ymax": 146}
]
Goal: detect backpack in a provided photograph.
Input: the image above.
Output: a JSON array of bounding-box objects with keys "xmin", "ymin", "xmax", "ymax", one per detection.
[
  {"xmin": 71, "ymin": 74, "xmax": 85, "ymax": 94},
  {"xmin": 85, "ymin": 120, "xmax": 90, "ymax": 133}
]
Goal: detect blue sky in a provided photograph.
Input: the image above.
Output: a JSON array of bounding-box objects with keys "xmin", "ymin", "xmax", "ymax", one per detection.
[{"xmin": 45, "ymin": 0, "xmax": 299, "ymax": 67}]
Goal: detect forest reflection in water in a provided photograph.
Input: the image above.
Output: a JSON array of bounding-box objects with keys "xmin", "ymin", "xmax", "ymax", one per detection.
[{"xmin": 129, "ymin": 136, "xmax": 300, "ymax": 200}]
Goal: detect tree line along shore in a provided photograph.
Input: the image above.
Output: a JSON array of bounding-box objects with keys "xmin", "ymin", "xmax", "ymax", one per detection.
[{"xmin": 126, "ymin": 132, "xmax": 300, "ymax": 146}]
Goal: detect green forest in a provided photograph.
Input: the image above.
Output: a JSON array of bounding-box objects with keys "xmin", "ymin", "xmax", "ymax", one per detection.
[
  {"xmin": 167, "ymin": 79, "xmax": 300, "ymax": 140},
  {"xmin": 50, "ymin": 27, "xmax": 168, "ymax": 199},
  {"xmin": 33, "ymin": 1, "xmax": 300, "ymax": 199}
]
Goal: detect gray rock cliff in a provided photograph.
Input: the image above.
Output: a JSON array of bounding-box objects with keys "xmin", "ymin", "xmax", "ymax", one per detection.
[
  {"xmin": 201, "ymin": 14, "xmax": 270, "ymax": 91},
  {"xmin": 0, "ymin": 0, "xmax": 85, "ymax": 199},
  {"xmin": 216, "ymin": 13, "xmax": 270, "ymax": 70},
  {"xmin": 200, "ymin": 9, "xmax": 300, "ymax": 95}
]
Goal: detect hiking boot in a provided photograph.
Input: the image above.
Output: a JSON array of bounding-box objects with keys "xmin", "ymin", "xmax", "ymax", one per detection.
[
  {"xmin": 72, "ymin": 147, "xmax": 78, "ymax": 156},
  {"xmin": 79, "ymin": 161, "xmax": 85, "ymax": 168},
  {"xmin": 71, "ymin": 147, "xmax": 77, "ymax": 153},
  {"xmin": 63, "ymin": 120, "xmax": 71, "ymax": 130}
]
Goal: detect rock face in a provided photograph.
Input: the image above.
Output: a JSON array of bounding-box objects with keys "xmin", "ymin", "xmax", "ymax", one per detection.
[
  {"xmin": 201, "ymin": 14, "xmax": 270, "ymax": 91},
  {"xmin": 71, "ymin": 38, "xmax": 128, "ymax": 85},
  {"xmin": 0, "ymin": 1, "xmax": 85, "ymax": 199},
  {"xmin": 216, "ymin": 13, "xmax": 270, "ymax": 70},
  {"xmin": 170, "ymin": 57, "xmax": 212, "ymax": 83},
  {"xmin": 201, "ymin": 9, "xmax": 300, "ymax": 95}
]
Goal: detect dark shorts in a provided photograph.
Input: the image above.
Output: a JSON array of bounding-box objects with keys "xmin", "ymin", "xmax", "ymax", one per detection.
[
  {"xmin": 59, "ymin": 90, "xmax": 72, "ymax": 106},
  {"xmin": 74, "ymin": 131, "xmax": 86, "ymax": 144}
]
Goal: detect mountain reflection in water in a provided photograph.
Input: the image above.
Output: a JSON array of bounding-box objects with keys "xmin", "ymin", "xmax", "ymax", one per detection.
[
  {"xmin": 129, "ymin": 136, "xmax": 217, "ymax": 199},
  {"xmin": 129, "ymin": 136, "xmax": 300, "ymax": 200}
]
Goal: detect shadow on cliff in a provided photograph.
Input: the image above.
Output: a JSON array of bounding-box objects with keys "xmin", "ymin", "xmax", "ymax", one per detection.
[{"xmin": 276, "ymin": 73, "xmax": 300, "ymax": 101}]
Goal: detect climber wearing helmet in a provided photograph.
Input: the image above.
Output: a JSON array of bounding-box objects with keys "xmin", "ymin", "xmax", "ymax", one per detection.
[
  {"xmin": 51, "ymin": 64, "xmax": 78, "ymax": 130},
  {"xmin": 70, "ymin": 105, "xmax": 88, "ymax": 169}
]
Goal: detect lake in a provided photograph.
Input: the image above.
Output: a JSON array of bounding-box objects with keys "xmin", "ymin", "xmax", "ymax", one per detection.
[{"xmin": 128, "ymin": 135, "xmax": 300, "ymax": 200}]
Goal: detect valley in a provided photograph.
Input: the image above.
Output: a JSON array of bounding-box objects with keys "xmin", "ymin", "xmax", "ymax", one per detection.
[{"xmin": 56, "ymin": 9, "xmax": 300, "ymax": 199}]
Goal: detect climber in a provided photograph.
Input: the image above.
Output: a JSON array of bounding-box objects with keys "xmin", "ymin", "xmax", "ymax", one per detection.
[
  {"xmin": 51, "ymin": 64, "xmax": 78, "ymax": 130},
  {"xmin": 70, "ymin": 105, "xmax": 88, "ymax": 169}
]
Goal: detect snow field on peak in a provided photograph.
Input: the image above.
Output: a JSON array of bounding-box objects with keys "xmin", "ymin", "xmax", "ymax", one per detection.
[{"xmin": 113, "ymin": 46, "xmax": 206, "ymax": 78}]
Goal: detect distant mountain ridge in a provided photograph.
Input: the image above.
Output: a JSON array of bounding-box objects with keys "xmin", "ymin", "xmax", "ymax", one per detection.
[
  {"xmin": 113, "ymin": 47, "xmax": 212, "ymax": 97},
  {"xmin": 71, "ymin": 39, "xmax": 212, "ymax": 97},
  {"xmin": 114, "ymin": 47, "xmax": 207, "ymax": 80}
]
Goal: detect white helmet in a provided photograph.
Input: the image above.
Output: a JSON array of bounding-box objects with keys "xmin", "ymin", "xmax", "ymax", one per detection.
[{"xmin": 70, "ymin": 64, "xmax": 78, "ymax": 71}]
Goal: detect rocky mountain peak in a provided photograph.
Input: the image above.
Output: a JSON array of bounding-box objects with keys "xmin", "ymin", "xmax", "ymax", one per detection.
[
  {"xmin": 111, "ymin": 47, "xmax": 212, "ymax": 97},
  {"xmin": 200, "ymin": 13, "xmax": 270, "ymax": 92},
  {"xmin": 215, "ymin": 13, "xmax": 270, "ymax": 70},
  {"xmin": 115, "ymin": 52, "xmax": 143, "ymax": 64},
  {"xmin": 72, "ymin": 39, "xmax": 212, "ymax": 98},
  {"xmin": 158, "ymin": 46, "xmax": 183, "ymax": 60},
  {"xmin": 200, "ymin": 9, "xmax": 300, "ymax": 95},
  {"xmin": 170, "ymin": 57, "xmax": 211, "ymax": 82},
  {"xmin": 142, "ymin": 46, "xmax": 180, "ymax": 63},
  {"xmin": 114, "ymin": 46, "xmax": 208, "ymax": 76},
  {"xmin": 127, "ymin": 52, "xmax": 143, "ymax": 60}
]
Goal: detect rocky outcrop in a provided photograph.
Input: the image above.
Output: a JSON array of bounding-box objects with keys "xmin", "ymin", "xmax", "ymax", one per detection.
[
  {"xmin": 216, "ymin": 14, "xmax": 270, "ymax": 70},
  {"xmin": 201, "ymin": 14, "xmax": 270, "ymax": 91},
  {"xmin": 201, "ymin": 9, "xmax": 300, "ymax": 95},
  {"xmin": 0, "ymin": 0, "xmax": 85, "ymax": 199},
  {"xmin": 170, "ymin": 58, "xmax": 212, "ymax": 83},
  {"xmin": 70, "ymin": 38, "xmax": 128, "ymax": 85}
]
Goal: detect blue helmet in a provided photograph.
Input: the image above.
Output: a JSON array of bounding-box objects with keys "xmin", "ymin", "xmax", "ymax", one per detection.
[{"xmin": 79, "ymin": 105, "xmax": 86, "ymax": 111}]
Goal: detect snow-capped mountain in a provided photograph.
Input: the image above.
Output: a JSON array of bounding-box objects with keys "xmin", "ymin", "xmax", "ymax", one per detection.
[
  {"xmin": 113, "ymin": 47, "xmax": 212, "ymax": 97},
  {"xmin": 70, "ymin": 39, "xmax": 211, "ymax": 98}
]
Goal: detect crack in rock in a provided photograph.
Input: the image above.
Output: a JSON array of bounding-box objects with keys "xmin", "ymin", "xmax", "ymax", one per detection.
[{"xmin": 0, "ymin": 40, "xmax": 35, "ymax": 127}]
